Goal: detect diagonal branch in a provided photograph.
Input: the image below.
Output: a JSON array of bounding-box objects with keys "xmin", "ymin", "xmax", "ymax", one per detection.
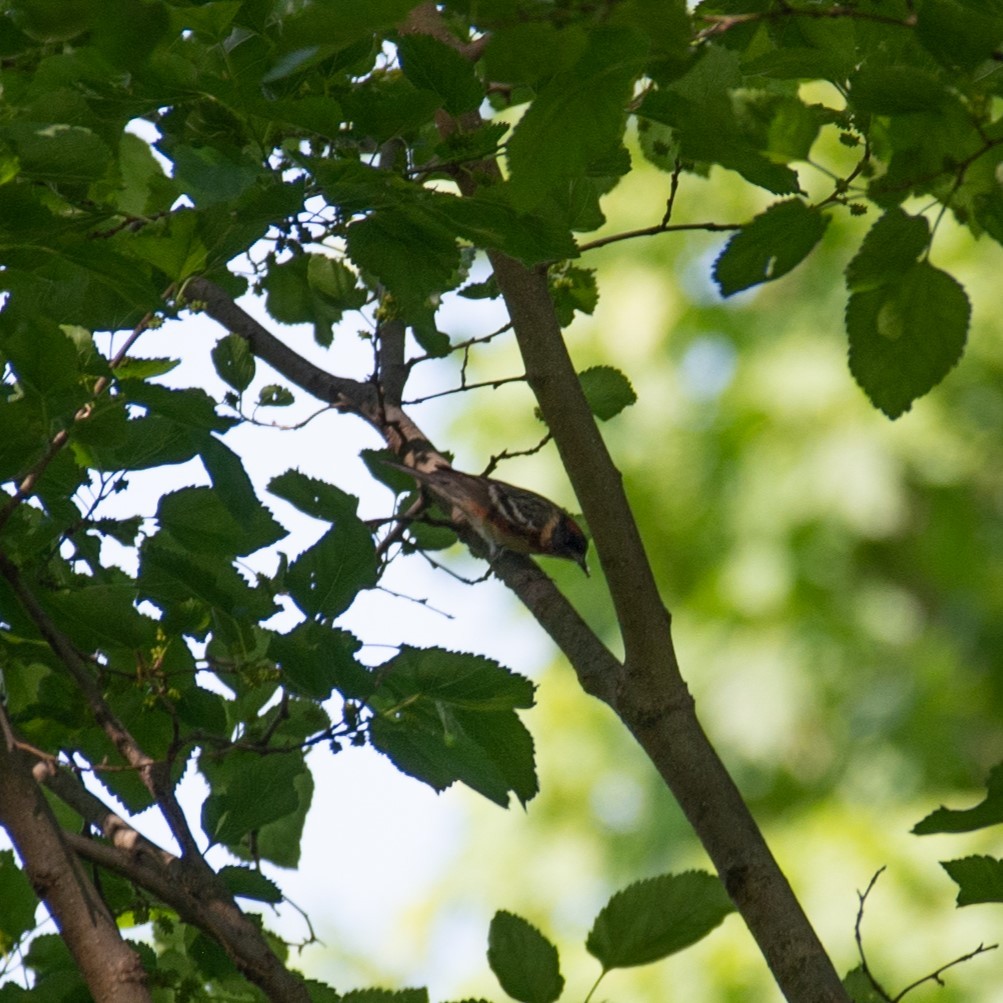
[
  {"xmin": 25, "ymin": 744, "xmax": 311, "ymax": 1003},
  {"xmin": 0, "ymin": 710, "xmax": 151, "ymax": 1003}
]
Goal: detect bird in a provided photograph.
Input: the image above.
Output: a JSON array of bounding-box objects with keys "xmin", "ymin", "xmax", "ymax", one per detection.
[{"xmin": 382, "ymin": 460, "xmax": 589, "ymax": 573}]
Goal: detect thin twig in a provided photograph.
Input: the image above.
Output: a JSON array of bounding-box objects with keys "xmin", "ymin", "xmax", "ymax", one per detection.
[
  {"xmin": 482, "ymin": 432, "xmax": 554, "ymax": 477},
  {"xmin": 403, "ymin": 373, "xmax": 526, "ymax": 404},
  {"xmin": 577, "ymin": 219, "xmax": 742, "ymax": 255},
  {"xmin": 893, "ymin": 943, "xmax": 998, "ymax": 1001},
  {"xmin": 855, "ymin": 867, "xmax": 893, "ymax": 1001},
  {"xmin": 696, "ymin": 6, "xmax": 915, "ymax": 43}
]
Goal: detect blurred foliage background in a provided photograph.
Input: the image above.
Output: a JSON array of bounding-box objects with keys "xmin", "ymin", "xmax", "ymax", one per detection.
[{"xmin": 330, "ymin": 141, "xmax": 1003, "ymax": 1002}]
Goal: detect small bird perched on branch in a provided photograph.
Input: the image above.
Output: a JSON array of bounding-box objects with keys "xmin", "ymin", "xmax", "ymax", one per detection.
[{"xmin": 383, "ymin": 461, "xmax": 589, "ymax": 574}]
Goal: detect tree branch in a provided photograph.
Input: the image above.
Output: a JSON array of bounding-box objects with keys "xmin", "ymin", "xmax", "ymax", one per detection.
[
  {"xmin": 0, "ymin": 712, "xmax": 151, "ymax": 1003},
  {"xmin": 32, "ymin": 753, "xmax": 311, "ymax": 1003},
  {"xmin": 0, "ymin": 556, "xmax": 311, "ymax": 1002},
  {"xmin": 401, "ymin": 9, "xmax": 852, "ymax": 998}
]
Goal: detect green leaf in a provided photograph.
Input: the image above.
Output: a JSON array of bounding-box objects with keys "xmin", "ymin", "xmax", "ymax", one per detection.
[
  {"xmin": 269, "ymin": 620, "xmax": 371, "ymax": 701},
  {"xmin": 637, "ymin": 48, "xmax": 803, "ymax": 195},
  {"xmin": 269, "ymin": 470, "xmax": 363, "ymax": 523},
  {"xmin": 849, "ymin": 65, "xmax": 949, "ymax": 115},
  {"xmin": 846, "ymin": 261, "xmax": 969, "ymax": 418},
  {"xmin": 916, "ymin": 0, "xmax": 1003, "ymax": 70},
  {"xmin": 941, "ymin": 856, "xmax": 1003, "ymax": 906},
  {"xmin": 0, "ymin": 851, "xmax": 38, "ymax": 949},
  {"xmin": 914, "ymin": 762, "xmax": 1003, "ymax": 834},
  {"xmin": 578, "ymin": 366, "xmax": 636, "ymax": 421},
  {"xmin": 258, "ymin": 384, "xmax": 295, "ymax": 407},
  {"xmin": 211, "ymin": 333, "xmax": 255, "ymax": 393},
  {"xmin": 202, "ymin": 751, "xmax": 307, "ymax": 845},
  {"xmin": 713, "ymin": 200, "xmax": 828, "ymax": 296},
  {"xmin": 483, "ymin": 23, "xmax": 588, "ymax": 87},
  {"xmin": 157, "ymin": 486, "xmax": 283, "ymax": 558},
  {"xmin": 340, "ymin": 991, "xmax": 428, "ymax": 1003},
  {"xmin": 375, "ymin": 646, "xmax": 535, "ymax": 711},
  {"xmin": 262, "ymin": 253, "xmax": 364, "ymax": 341},
  {"xmin": 43, "ymin": 581, "xmax": 157, "ymax": 652},
  {"xmin": 487, "ymin": 912, "xmax": 564, "ymax": 1003},
  {"xmin": 139, "ymin": 536, "xmax": 277, "ymax": 624},
  {"xmin": 218, "ymin": 865, "xmax": 283, "ymax": 904},
  {"xmin": 369, "ymin": 647, "xmax": 538, "ymax": 807},
  {"xmin": 586, "ymin": 871, "xmax": 734, "ymax": 970},
  {"xmin": 249, "ymin": 765, "xmax": 313, "ymax": 869},
  {"xmin": 845, "ymin": 208, "xmax": 931, "ymax": 292},
  {"xmin": 285, "ymin": 524, "xmax": 377, "ymax": 619},
  {"xmin": 128, "ymin": 209, "xmax": 208, "ymax": 281},
  {"xmin": 422, "ymin": 189, "xmax": 578, "ymax": 265},
  {"xmin": 112, "ymin": 356, "xmax": 179, "ymax": 381},
  {"xmin": 397, "ymin": 34, "xmax": 483, "ymax": 115},
  {"xmin": 506, "ymin": 27, "xmax": 644, "ymax": 210},
  {"xmin": 346, "ymin": 208, "xmax": 460, "ymax": 316},
  {"xmin": 2, "ymin": 121, "xmax": 110, "ymax": 183},
  {"xmin": 842, "ymin": 966, "xmax": 887, "ymax": 1003},
  {"xmin": 169, "ymin": 144, "xmax": 261, "ymax": 207},
  {"xmin": 120, "ymin": 381, "xmax": 233, "ymax": 434},
  {"xmin": 549, "ymin": 264, "xmax": 598, "ymax": 326},
  {"xmin": 175, "ymin": 685, "xmax": 228, "ymax": 734}
]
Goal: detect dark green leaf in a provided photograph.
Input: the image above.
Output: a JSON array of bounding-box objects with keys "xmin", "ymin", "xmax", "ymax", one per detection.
[
  {"xmin": 586, "ymin": 872, "xmax": 734, "ymax": 970},
  {"xmin": 578, "ymin": 366, "xmax": 636, "ymax": 421},
  {"xmin": 638, "ymin": 48, "xmax": 803, "ymax": 195},
  {"xmin": 846, "ymin": 261, "xmax": 969, "ymax": 418},
  {"xmin": 2, "ymin": 121, "xmax": 110, "ymax": 183},
  {"xmin": 849, "ymin": 65, "xmax": 949, "ymax": 115},
  {"xmin": 422, "ymin": 190, "xmax": 577, "ymax": 265},
  {"xmin": 487, "ymin": 912, "xmax": 563, "ymax": 1003},
  {"xmin": 915, "ymin": 0, "xmax": 1003, "ymax": 71},
  {"xmin": 139, "ymin": 536, "xmax": 278, "ymax": 623},
  {"xmin": 914, "ymin": 762, "xmax": 1003, "ymax": 834},
  {"xmin": 43, "ymin": 581, "xmax": 156, "ymax": 652},
  {"xmin": 285, "ymin": 522, "xmax": 377, "ymax": 620},
  {"xmin": 270, "ymin": 470, "xmax": 362, "ymax": 521},
  {"xmin": 211, "ymin": 333, "xmax": 255, "ymax": 392},
  {"xmin": 369, "ymin": 647, "xmax": 537, "ymax": 806},
  {"xmin": 198, "ymin": 437, "xmax": 287, "ymax": 553},
  {"xmin": 157, "ymin": 486, "xmax": 282, "ymax": 558},
  {"xmin": 506, "ymin": 27, "xmax": 644, "ymax": 209},
  {"xmin": 251, "ymin": 767, "xmax": 313, "ymax": 868},
  {"xmin": 483, "ymin": 23, "xmax": 588, "ymax": 87},
  {"xmin": 375, "ymin": 647, "xmax": 535, "ymax": 712},
  {"xmin": 202, "ymin": 751, "xmax": 307, "ymax": 844},
  {"xmin": 713, "ymin": 200, "xmax": 828, "ymax": 296},
  {"xmin": 341, "ymin": 990, "xmax": 428, "ymax": 1003},
  {"xmin": 0, "ymin": 851, "xmax": 38, "ymax": 948},
  {"xmin": 346, "ymin": 208, "xmax": 460, "ymax": 315},
  {"xmin": 218, "ymin": 865, "xmax": 283, "ymax": 904},
  {"xmin": 120, "ymin": 381, "xmax": 232, "ymax": 434},
  {"xmin": 941, "ymin": 856, "xmax": 1003, "ymax": 906},
  {"xmin": 842, "ymin": 966, "xmax": 887, "ymax": 1003},
  {"xmin": 269, "ymin": 620, "xmax": 371, "ymax": 700},
  {"xmin": 845, "ymin": 208, "xmax": 930, "ymax": 292},
  {"xmin": 175, "ymin": 685, "xmax": 228, "ymax": 734},
  {"xmin": 169, "ymin": 144, "xmax": 261, "ymax": 207},
  {"xmin": 397, "ymin": 34, "xmax": 483, "ymax": 115}
]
